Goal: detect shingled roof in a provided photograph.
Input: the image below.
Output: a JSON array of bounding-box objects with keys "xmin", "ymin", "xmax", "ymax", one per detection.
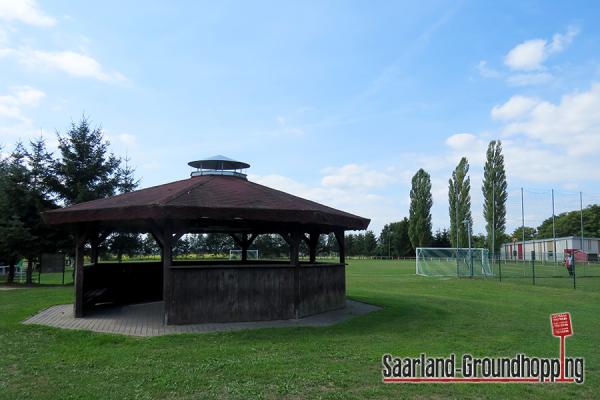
[{"xmin": 42, "ymin": 175, "xmax": 370, "ymax": 230}]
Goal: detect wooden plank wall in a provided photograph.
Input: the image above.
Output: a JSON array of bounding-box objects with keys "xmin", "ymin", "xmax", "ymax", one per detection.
[{"xmin": 168, "ymin": 264, "xmax": 345, "ymax": 325}]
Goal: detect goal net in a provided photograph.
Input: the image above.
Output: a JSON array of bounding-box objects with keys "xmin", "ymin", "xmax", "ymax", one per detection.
[
  {"xmin": 416, "ymin": 247, "xmax": 493, "ymax": 277},
  {"xmin": 229, "ymin": 249, "xmax": 259, "ymax": 260}
]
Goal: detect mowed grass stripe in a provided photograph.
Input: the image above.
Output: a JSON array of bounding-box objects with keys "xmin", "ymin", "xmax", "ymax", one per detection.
[{"xmin": 0, "ymin": 259, "xmax": 598, "ymax": 399}]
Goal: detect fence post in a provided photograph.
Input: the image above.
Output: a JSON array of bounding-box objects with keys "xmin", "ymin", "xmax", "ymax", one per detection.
[
  {"xmin": 498, "ymin": 254, "xmax": 502, "ymax": 282},
  {"xmin": 531, "ymin": 251, "xmax": 535, "ymax": 286},
  {"xmin": 573, "ymin": 257, "xmax": 576, "ymax": 290}
]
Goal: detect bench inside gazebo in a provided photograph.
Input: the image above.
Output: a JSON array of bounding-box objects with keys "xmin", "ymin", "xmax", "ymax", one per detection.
[{"xmin": 42, "ymin": 156, "xmax": 370, "ymax": 325}]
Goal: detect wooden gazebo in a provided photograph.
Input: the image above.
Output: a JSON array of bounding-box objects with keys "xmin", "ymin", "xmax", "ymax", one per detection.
[{"xmin": 42, "ymin": 156, "xmax": 370, "ymax": 325}]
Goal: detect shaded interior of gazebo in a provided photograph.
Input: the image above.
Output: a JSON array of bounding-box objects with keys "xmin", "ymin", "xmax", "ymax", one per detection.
[{"xmin": 42, "ymin": 157, "xmax": 370, "ymax": 325}]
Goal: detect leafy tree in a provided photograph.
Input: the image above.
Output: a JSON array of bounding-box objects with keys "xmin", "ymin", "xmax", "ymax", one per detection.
[
  {"xmin": 173, "ymin": 235, "xmax": 191, "ymax": 257},
  {"xmin": 322, "ymin": 233, "xmax": 339, "ymax": 255},
  {"xmin": 204, "ymin": 233, "xmax": 235, "ymax": 255},
  {"xmin": 537, "ymin": 205, "xmax": 600, "ymax": 238},
  {"xmin": 107, "ymin": 233, "xmax": 141, "ymax": 262},
  {"xmin": 140, "ymin": 234, "xmax": 160, "ymax": 256},
  {"xmin": 448, "ymin": 157, "xmax": 472, "ymax": 248},
  {"xmin": 482, "ymin": 140, "xmax": 508, "ymax": 254},
  {"xmin": 378, "ymin": 218, "xmax": 413, "ymax": 257},
  {"xmin": 187, "ymin": 234, "xmax": 206, "ymax": 255},
  {"xmin": 512, "ymin": 226, "xmax": 537, "ymax": 241},
  {"xmin": 472, "ymin": 233, "xmax": 487, "ymax": 249},
  {"xmin": 409, "ymin": 169, "xmax": 433, "ymax": 249},
  {"xmin": 253, "ymin": 234, "xmax": 289, "ymax": 259}
]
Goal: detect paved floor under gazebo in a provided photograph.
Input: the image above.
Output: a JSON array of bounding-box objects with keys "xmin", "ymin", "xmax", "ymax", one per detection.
[{"xmin": 23, "ymin": 300, "xmax": 380, "ymax": 337}]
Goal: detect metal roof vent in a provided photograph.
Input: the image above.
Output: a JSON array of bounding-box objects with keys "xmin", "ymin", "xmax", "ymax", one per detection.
[{"xmin": 188, "ymin": 155, "xmax": 250, "ymax": 179}]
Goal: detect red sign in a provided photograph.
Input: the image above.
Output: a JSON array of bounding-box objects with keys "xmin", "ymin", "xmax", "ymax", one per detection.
[{"xmin": 551, "ymin": 313, "xmax": 573, "ymax": 337}]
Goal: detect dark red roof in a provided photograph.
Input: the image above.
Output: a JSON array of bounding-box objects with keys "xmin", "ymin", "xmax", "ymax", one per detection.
[{"xmin": 42, "ymin": 175, "xmax": 370, "ymax": 230}]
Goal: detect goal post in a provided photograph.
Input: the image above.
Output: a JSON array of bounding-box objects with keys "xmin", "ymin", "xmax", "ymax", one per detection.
[
  {"xmin": 416, "ymin": 247, "xmax": 493, "ymax": 277},
  {"xmin": 228, "ymin": 249, "xmax": 259, "ymax": 260}
]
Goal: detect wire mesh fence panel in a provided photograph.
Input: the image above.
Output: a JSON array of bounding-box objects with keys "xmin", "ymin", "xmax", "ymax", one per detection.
[{"xmin": 496, "ymin": 187, "xmax": 600, "ymax": 291}]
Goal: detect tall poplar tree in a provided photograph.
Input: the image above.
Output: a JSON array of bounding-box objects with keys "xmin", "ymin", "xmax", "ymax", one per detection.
[
  {"xmin": 448, "ymin": 157, "xmax": 472, "ymax": 248},
  {"xmin": 482, "ymin": 140, "xmax": 508, "ymax": 254},
  {"xmin": 409, "ymin": 169, "xmax": 433, "ymax": 249}
]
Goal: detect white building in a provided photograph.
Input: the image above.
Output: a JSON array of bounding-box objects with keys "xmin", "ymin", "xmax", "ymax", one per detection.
[{"xmin": 501, "ymin": 236, "xmax": 600, "ymax": 262}]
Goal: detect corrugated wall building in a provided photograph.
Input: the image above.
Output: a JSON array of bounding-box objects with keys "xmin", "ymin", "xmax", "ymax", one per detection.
[{"xmin": 501, "ymin": 236, "xmax": 600, "ymax": 262}]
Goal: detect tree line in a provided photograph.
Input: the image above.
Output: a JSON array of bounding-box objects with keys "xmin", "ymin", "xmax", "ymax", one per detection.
[
  {"xmin": 5, "ymin": 118, "xmax": 594, "ymax": 282},
  {"xmin": 0, "ymin": 117, "xmax": 137, "ymax": 283},
  {"xmin": 512, "ymin": 204, "xmax": 600, "ymax": 242},
  {"xmin": 1, "ymin": 120, "xmax": 511, "ymax": 286}
]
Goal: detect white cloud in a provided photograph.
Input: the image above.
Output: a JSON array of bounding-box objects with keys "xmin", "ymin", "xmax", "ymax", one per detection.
[
  {"xmin": 504, "ymin": 27, "xmax": 578, "ymax": 71},
  {"xmin": 118, "ymin": 133, "xmax": 136, "ymax": 147},
  {"xmin": 0, "ymin": 0, "xmax": 56, "ymax": 27},
  {"xmin": 321, "ymin": 164, "xmax": 396, "ymax": 188},
  {"xmin": 444, "ymin": 133, "xmax": 488, "ymax": 167},
  {"xmin": 491, "ymin": 95, "xmax": 539, "ymax": 120},
  {"xmin": 249, "ymin": 165, "xmax": 406, "ymax": 233},
  {"xmin": 505, "ymin": 39, "xmax": 547, "ymax": 71},
  {"xmin": 476, "ymin": 60, "xmax": 502, "ymax": 79},
  {"xmin": 443, "ymin": 82, "xmax": 600, "ymax": 186},
  {"xmin": 23, "ymin": 49, "xmax": 125, "ymax": 82},
  {"xmin": 445, "ymin": 133, "xmax": 479, "ymax": 150},
  {"xmin": 499, "ymin": 82, "xmax": 600, "ymax": 156},
  {"xmin": 548, "ymin": 27, "xmax": 579, "ymax": 54},
  {"xmin": 506, "ymin": 72, "xmax": 553, "ymax": 86},
  {"xmin": 273, "ymin": 116, "xmax": 304, "ymax": 136},
  {"xmin": 0, "ymin": 46, "xmax": 126, "ymax": 82},
  {"xmin": 0, "ymin": 86, "xmax": 45, "ymax": 122}
]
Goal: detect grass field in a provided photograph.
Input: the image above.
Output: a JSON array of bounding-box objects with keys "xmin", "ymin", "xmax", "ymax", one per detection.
[{"xmin": 1, "ymin": 259, "xmax": 598, "ymax": 399}]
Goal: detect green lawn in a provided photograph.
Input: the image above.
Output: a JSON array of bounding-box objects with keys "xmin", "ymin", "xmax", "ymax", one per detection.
[{"xmin": 0, "ymin": 260, "xmax": 598, "ymax": 399}]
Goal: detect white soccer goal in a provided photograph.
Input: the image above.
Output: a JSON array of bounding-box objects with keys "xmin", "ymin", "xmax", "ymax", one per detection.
[
  {"xmin": 229, "ymin": 249, "xmax": 259, "ymax": 260},
  {"xmin": 416, "ymin": 247, "xmax": 493, "ymax": 277}
]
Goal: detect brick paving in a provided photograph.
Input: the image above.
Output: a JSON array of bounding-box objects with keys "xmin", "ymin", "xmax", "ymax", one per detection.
[{"xmin": 23, "ymin": 300, "xmax": 379, "ymax": 337}]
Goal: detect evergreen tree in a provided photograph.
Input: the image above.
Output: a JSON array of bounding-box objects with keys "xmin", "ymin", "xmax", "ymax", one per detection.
[
  {"xmin": 448, "ymin": 157, "xmax": 472, "ymax": 248},
  {"xmin": 51, "ymin": 116, "xmax": 123, "ymax": 204},
  {"xmin": 106, "ymin": 154, "xmax": 140, "ymax": 261},
  {"xmin": 363, "ymin": 231, "xmax": 378, "ymax": 256},
  {"xmin": 409, "ymin": 169, "xmax": 433, "ymax": 249},
  {"xmin": 24, "ymin": 136, "xmax": 66, "ymax": 282},
  {"xmin": 482, "ymin": 140, "xmax": 508, "ymax": 254},
  {"xmin": 0, "ymin": 144, "xmax": 35, "ymax": 283},
  {"xmin": 431, "ymin": 228, "xmax": 452, "ymax": 248},
  {"xmin": 117, "ymin": 154, "xmax": 140, "ymax": 193}
]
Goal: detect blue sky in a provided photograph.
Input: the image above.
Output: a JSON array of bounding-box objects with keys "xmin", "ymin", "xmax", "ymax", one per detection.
[{"xmin": 1, "ymin": 1, "xmax": 600, "ymax": 234}]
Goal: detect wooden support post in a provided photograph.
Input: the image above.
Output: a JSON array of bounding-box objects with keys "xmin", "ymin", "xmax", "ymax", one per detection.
[
  {"xmin": 74, "ymin": 228, "xmax": 88, "ymax": 318},
  {"xmin": 230, "ymin": 233, "xmax": 258, "ymax": 262},
  {"xmin": 289, "ymin": 232, "xmax": 302, "ymax": 319},
  {"xmin": 335, "ymin": 230, "xmax": 346, "ymax": 265},
  {"xmin": 241, "ymin": 233, "xmax": 249, "ymax": 262},
  {"xmin": 150, "ymin": 226, "xmax": 175, "ymax": 325},
  {"xmin": 308, "ymin": 233, "xmax": 319, "ymax": 263}
]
